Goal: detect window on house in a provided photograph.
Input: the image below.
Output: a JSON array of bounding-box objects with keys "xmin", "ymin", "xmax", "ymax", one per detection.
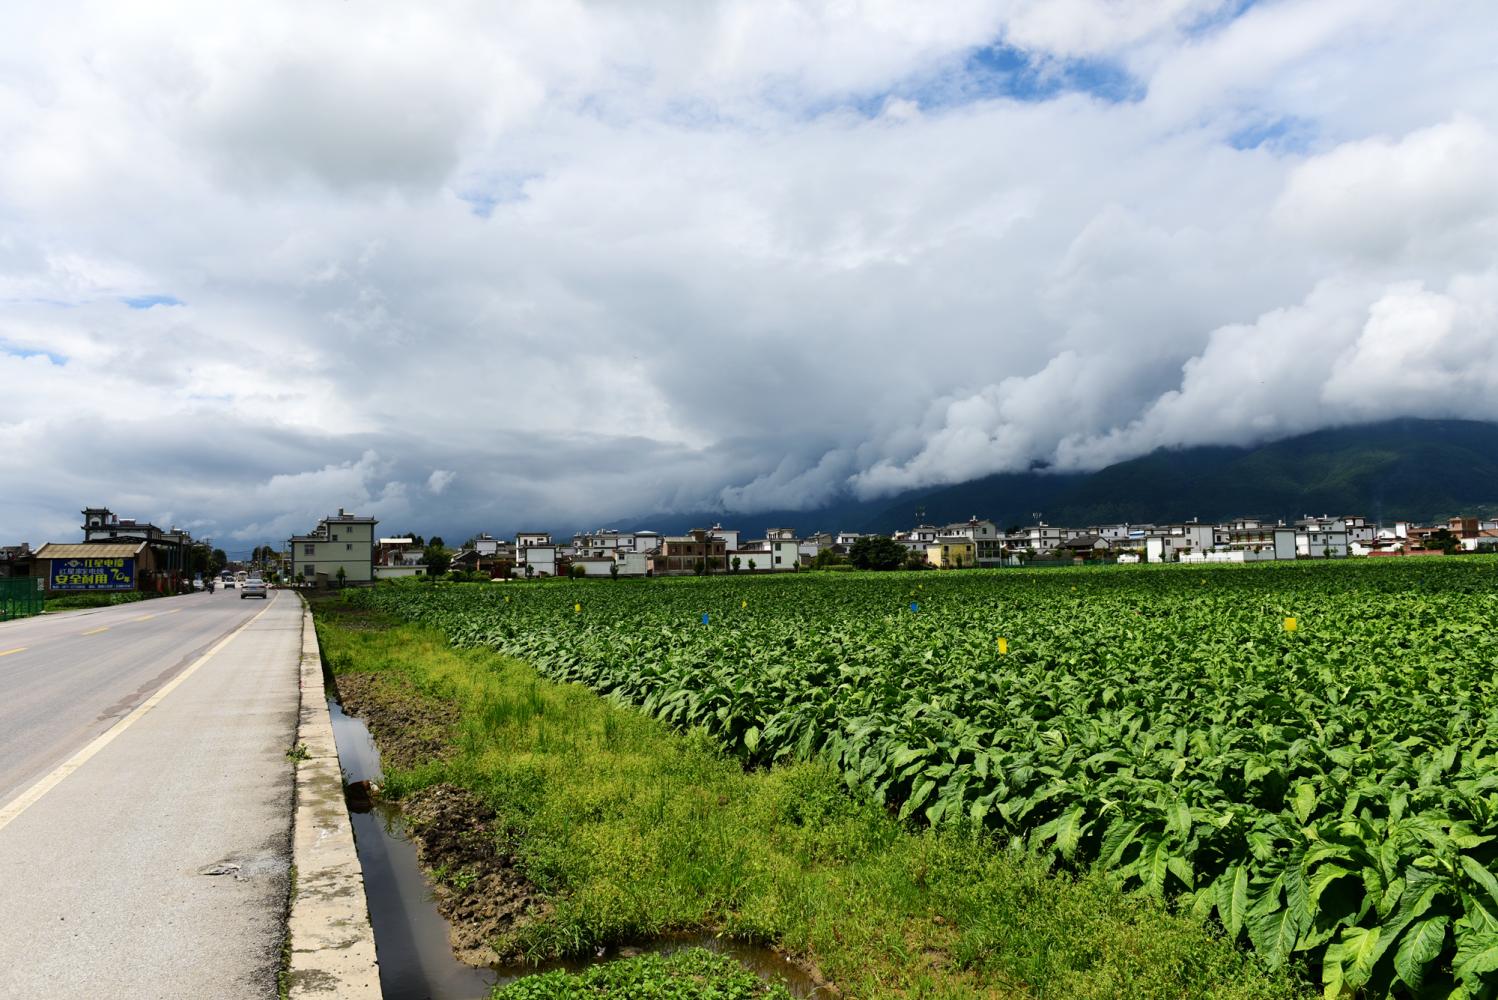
[
  {"xmin": 304, "ymin": 544, "xmax": 315, "ymax": 555},
  {"xmin": 346, "ymin": 543, "xmax": 352, "ymax": 551}
]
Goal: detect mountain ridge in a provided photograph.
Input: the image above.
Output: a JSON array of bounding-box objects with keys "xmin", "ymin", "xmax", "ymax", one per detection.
[{"xmin": 618, "ymin": 419, "xmax": 1498, "ymax": 538}]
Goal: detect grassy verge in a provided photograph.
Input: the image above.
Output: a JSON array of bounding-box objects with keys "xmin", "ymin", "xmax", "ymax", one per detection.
[
  {"xmin": 44, "ymin": 590, "xmax": 158, "ymax": 611},
  {"xmin": 315, "ymin": 598, "xmax": 1308, "ymax": 1000}
]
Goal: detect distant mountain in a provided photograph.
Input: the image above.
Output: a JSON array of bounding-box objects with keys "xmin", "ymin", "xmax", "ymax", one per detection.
[
  {"xmin": 853, "ymin": 419, "xmax": 1498, "ymax": 532},
  {"xmin": 624, "ymin": 419, "xmax": 1498, "ymax": 538}
]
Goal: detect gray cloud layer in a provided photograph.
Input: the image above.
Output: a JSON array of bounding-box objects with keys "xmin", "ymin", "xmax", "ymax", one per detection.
[{"xmin": 3, "ymin": 1, "xmax": 1497, "ymax": 548}]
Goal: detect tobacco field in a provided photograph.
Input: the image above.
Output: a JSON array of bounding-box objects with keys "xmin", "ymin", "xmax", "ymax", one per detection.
[{"xmin": 345, "ymin": 558, "xmax": 1498, "ymax": 997}]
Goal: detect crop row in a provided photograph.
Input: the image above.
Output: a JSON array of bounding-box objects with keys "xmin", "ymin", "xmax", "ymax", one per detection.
[{"xmin": 345, "ymin": 559, "xmax": 1498, "ymax": 997}]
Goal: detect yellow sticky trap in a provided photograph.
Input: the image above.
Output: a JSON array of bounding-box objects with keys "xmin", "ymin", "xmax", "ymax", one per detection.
[
  {"xmin": 997, "ymin": 638, "xmax": 1009, "ymax": 655},
  {"xmin": 1284, "ymin": 617, "xmax": 1297, "ymax": 632},
  {"xmin": 741, "ymin": 600, "xmax": 747, "ymax": 609},
  {"xmin": 574, "ymin": 603, "xmax": 582, "ymax": 614}
]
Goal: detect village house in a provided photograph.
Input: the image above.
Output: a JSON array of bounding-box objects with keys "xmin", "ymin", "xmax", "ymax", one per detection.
[
  {"xmin": 288, "ymin": 509, "xmax": 378, "ymax": 584},
  {"xmin": 926, "ymin": 537, "xmax": 977, "ymax": 569},
  {"xmin": 654, "ymin": 530, "xmax": 727, "ymax": 574}
]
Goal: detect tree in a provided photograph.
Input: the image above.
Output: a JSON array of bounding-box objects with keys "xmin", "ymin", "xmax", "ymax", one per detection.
[
  {"xmin": 731, "ymin": 555, "xmax": 741, "ymax": 573},
  {"xmin": 569, "ymin": 563, "xmax": 587, "ymax": 578},
  {"xmin": 335, "ymin": 566, "xmax": 347, "ymax": 588},
  {"xmin": 1427, "ymin": 528, "xmax": 1460, "ymax": 554},
  {"xmin": 609, "ymin": 562, "xmax": 619, "ymax": 580},
  {"xmin": 210, "ymin": 548, "xmax": 228, "ymax": 574},
  {"xmin": 424, "ymin": 542, "xmax": 452, "ymax": 575},
  {"xmin": 811, "ymin": 548, "xmax": 845, "ymax": 570},
  {"xmin": 904, "ymin": 550, "xmax": 930, "ymax": 571},
  {"xmin": 694, "ymin": 559, "xmax": 707, "ymax": 576},
  {"xmin": 848, "ymin": 535, "xmax": 906, "ymax": 571},
  {"xmin": 747, "ymin": 558, "xmax": 757, "ymax": 572}
]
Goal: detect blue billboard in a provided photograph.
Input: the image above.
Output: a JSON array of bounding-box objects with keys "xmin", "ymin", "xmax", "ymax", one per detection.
[{"xmin": 50, "ymin": 557, "xmax": 135, "ymax": 591}]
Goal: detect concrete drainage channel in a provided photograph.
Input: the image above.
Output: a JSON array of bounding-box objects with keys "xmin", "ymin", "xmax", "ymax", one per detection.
[{"xmin": 300, "ymin": 598, "xmax": 828, "ymax": 1000}]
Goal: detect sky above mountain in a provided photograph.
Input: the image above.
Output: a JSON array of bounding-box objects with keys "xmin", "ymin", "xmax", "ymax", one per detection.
[{"xmin": 4, "ymin": 0, "xmax": 1497, "ymax": 549}]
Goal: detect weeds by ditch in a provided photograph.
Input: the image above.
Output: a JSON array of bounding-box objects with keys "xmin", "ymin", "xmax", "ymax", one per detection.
[{"xmin": 313, "ymin": 599, "xmax": 1309, "ymax": 1000}]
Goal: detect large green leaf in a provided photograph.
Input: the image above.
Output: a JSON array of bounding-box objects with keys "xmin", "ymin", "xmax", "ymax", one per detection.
[
  {"xmin": 1393, "ymin": 914, "xmax": 1448, "ymax": 991},
  {"xmin": 1216, "ymin": 863, "xmax": 1250, "ymax": 941}
]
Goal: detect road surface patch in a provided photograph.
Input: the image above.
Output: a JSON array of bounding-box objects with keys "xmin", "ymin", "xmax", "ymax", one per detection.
[{"xmin": 0, "ymin": 596, "xmax": 279, "ymax": 834}]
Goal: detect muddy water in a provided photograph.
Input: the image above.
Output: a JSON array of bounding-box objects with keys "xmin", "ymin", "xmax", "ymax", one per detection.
[
  {"xmin": 328, "ymin": 695, "xmax": 499, "ymax": 1000},
  {"xmin": 327, "ymin": 691, "xmax": 828, "ymax": 1000}
]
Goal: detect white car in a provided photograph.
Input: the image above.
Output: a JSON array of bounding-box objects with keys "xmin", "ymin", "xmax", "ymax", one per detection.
[{"xmin": 240, "ymin": 577, "xmax": 268, "ymax": 599}]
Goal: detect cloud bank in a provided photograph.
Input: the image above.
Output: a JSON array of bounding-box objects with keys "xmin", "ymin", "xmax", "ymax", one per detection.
[{"xmin": 3, "ymin": 1, "xmax": 1497, "ymax": 547}]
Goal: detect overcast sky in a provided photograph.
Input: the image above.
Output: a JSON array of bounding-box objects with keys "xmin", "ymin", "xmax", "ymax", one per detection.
[{"xmin": 4, "ymin": 1, "xmax": 1497, "ymax": 550}]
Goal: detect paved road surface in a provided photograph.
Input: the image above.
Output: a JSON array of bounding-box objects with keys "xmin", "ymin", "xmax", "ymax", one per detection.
[{"xmin": 0, "ymin": 588, "xmax": 303, "ymax": 999}]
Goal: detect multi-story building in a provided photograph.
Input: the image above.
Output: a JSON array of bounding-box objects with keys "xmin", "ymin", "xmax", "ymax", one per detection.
[
  {"xmin": 289, "ymin": 509, "xmax": 378, "ymax": 583},
  {"xmin": 926, "ymin": 537, "xmax": 976, "ymax": 569},
  {"xmin": 1008, "ymin": 524, "xmax": 1064, "ymax": 552},
  {"xmin": 707, "ymin": 525, "xmax": 741, "ymax": 552},
  {"xmin": 81, "ymin": 506, "xmax": 193, "ymax": 581},
  {"xmin": 940, "ymin": 517, "xmax": 1004, "ymax": 566},
  {"xmin": 1296, "ymin": 517, "xmax": 1349, "ymax": 558},
  {"xmin": 654, "ymin": 530, "xmax": 728, "ymax": 574}
]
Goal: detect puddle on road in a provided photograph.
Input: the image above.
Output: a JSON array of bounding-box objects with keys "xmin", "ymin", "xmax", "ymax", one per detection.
[{"xmin": 326, "ymin": 690, "xmax": 828, "ymax": 1000}]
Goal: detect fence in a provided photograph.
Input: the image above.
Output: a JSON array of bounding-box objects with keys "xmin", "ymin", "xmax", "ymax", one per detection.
[{"xmin": 0, "ymin": 577, "xmax": 44, "ymax": 621}]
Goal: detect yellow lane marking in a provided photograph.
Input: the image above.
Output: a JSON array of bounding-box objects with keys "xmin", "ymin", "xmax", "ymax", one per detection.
[
  {"xmin": 134, "ymin": 614, "xmax": 157, "ymax": 622},
  {"xmin": 165, "ymin": 608, "xmax": 183, "ymax": 615},
  {"xmin": 81, "ymin": 627, "xmax": 109, "ymax": 635},
  {"xmin": 0, "ymin": 647, "xmax": 25, "ymax": 657},
  {"xmin": 0, "ymin": 594, "xmax": 280, "ymax": 833}
]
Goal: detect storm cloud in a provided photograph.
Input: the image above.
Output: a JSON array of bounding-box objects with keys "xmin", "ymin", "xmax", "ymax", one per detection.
[{"xmin": 3, "ymin": 1, "xmax": 1496, "ymax": 549}]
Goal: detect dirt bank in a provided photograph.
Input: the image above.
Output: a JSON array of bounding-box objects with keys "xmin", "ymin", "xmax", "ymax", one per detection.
[{"xmin": 331, "ymin": 671, "xmax": 548, "ymax": 965}]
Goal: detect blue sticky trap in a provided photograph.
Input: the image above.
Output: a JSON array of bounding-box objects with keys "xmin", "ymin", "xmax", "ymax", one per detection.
[
  {"xmin": 909, "ymin": 602, "xmax": 919, "ymax": 612},
  {"xmin": 701, "ymin": 613, "xmax": 710, "ymax": 625}
]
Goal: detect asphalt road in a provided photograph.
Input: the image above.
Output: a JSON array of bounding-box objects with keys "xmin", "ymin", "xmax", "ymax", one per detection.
[{"xmin": 0, "ymin": 588, "xmax": 303, "ymax": 999}]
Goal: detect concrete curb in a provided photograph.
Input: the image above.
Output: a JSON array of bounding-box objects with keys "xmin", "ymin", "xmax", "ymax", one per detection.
[{"xmin": 287, "ymin": 597, "xmax": 382, "ymax": 998}]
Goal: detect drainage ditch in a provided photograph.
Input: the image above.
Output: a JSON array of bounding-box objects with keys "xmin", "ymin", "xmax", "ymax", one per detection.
[{"xmin": 326, "ymin": 689, "xmax": 827, "ymax": 999}]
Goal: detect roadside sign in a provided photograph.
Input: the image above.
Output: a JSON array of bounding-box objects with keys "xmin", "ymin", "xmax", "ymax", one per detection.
[{"xmin": 50, "ymin": 557, "xmax": 134, "ymax": 591}]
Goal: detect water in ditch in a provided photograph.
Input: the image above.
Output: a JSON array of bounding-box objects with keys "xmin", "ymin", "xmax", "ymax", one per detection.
[{"xmin": 326, "ymin": 691, "xmax": 828, "ymax": 1000}]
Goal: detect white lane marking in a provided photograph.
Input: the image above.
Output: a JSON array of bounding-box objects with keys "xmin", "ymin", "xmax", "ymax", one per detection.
[
  {"xmin": 0, "ymin": 647, "xmax": 25, "ymax": 657},
  {"xmin": 0, "ymin": 594, "xmax": 281, "ymax": 834}
]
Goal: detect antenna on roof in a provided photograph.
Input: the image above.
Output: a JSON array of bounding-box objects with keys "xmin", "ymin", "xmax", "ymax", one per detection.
[{"xmin": 915, "ymin": 505, "xmax": 926, "ymax": 523}]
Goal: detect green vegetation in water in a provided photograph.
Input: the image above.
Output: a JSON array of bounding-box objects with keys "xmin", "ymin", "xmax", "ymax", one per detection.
[
  {"xmin": 316, "ymin": 596, "xmax": 1302, "ymax": 1000},
  {"xmin": 495, "ymin": 948, "xmax": 791, "ymax": 1000},
  {"xmin": 342, "ymin": 559, "xmax": 1498, "ymax": 997}
]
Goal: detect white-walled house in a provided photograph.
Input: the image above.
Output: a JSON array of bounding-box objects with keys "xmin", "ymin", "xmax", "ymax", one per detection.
[
  {"xmin": 1296, "ymin": 518, "xmax": 1349, "ymax": 558},
  {"xmin": 571, "ymin": 557, "xmax": 616, "ymax": 577},
  {"xmin": 708, "ymin": 525, "xmax": 741, "ymax": 551},
  {"xmin": 519, "ymin": 544, "xmax": 557, "ymax": 577},
  {"xmin": 1010, "ymin": 525, "xmax": 1064, "ymax": 552},
  {"xmin": 614, "ymin": 550, "xmax": 651, "ymax": 576}
]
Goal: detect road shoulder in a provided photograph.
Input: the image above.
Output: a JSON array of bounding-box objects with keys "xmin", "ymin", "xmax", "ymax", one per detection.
[{"xmin": 286, "ymin": 595, "xmax": 382, "ymax": 998}]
